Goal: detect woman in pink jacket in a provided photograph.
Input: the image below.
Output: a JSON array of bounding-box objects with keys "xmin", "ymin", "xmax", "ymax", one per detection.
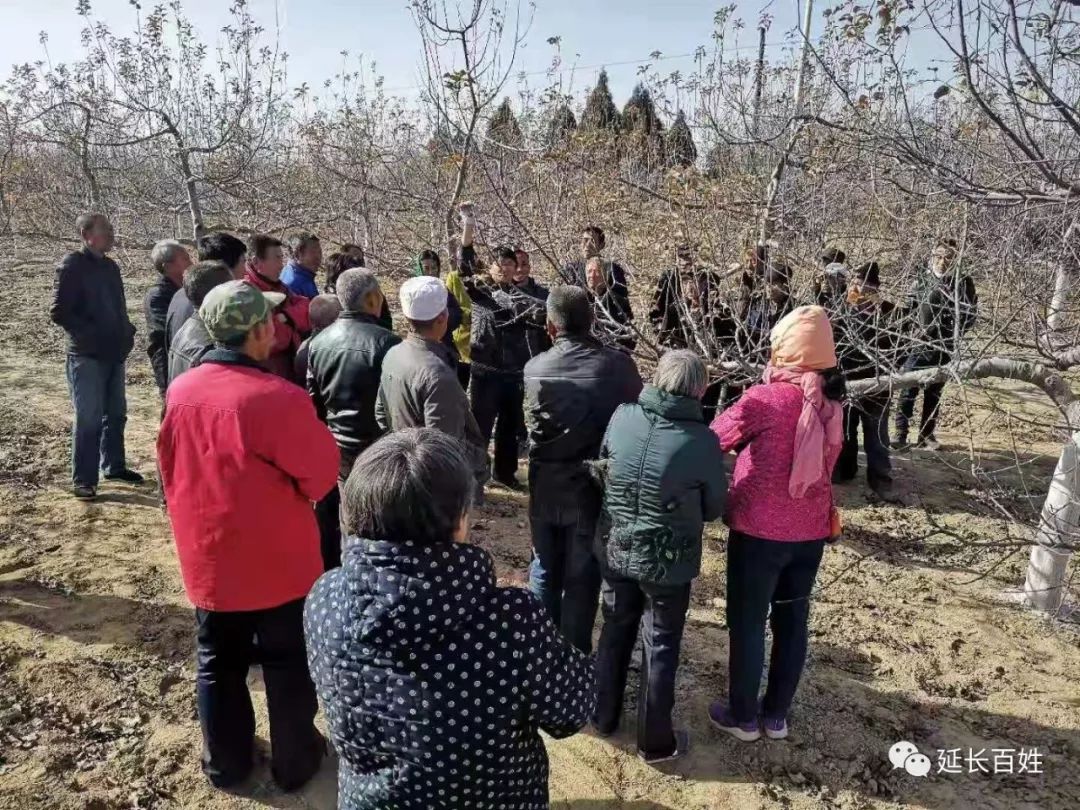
[{"xmin": 709, "ymin": 305, "xmax": 844, "ymax": 742}]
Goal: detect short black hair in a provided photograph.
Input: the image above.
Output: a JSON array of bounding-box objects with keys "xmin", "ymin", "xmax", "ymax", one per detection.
[
  {"xmin": 327, "ymin": 252, "xmax": 365, "ymax": 293},
  {"xmin": 546, "ymin": 285, "xmax": 593, "ymax": 336},
  {"xmin": 853, "ymin": 261, "xmax": 881, "ymax": 287},
  {"xmin": 583, "ymin": 225, "xmax": 605, "ymax": 248},
  {"xmin": 248, "ymin": 234, "xmax": 283, "ymax": 261},
  {"xmin": 419, "ymin": 249, "xmax": 441, "ymax": 267},
  {"xmin": 821, "ymin": 247, "xmax": 846, "ymax": 265},
  {"xmin": 494, "ymin": 246, "xmax": 518, "ymax": 265},
  {"xmin": 197, "ymin": 233, "xmax": 247, "ymax": 269},
  {"xmin": 183, "ymin": 260, "xmax": 232, "ymax": 307},
  {"xmin": 288, "ymin": 231, "xmax": 320, "ymax": 256},
  {"xmin": 342, "ymin": 428, "xmax": 473, "ymax": 546}
]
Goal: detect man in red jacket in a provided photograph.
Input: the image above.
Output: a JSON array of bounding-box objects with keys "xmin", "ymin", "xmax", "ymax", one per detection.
[
  {"xmin": 158, "ymin": 280, "xmax": 339, "ymax": 793},
  {"xmin": 243, "ymin": 234, "xmax": 312, "ymax": 382}
]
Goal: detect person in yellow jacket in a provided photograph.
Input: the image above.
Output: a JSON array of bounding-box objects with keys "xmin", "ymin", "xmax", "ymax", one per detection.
[{"xmin": 413, "ymin": 237, "xmax": 472, "ymax": 390}]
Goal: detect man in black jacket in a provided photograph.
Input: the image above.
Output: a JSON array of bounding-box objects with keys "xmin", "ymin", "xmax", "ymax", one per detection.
[
  {"xmin": 560, "ymin": 226, "xmax": 635, "ymax": 350},
  {"xmin": 50, "ymin": 213, "xmax": 142, "ymax": 499},
  {"xmin": 894, "ymin": 239, "xmax": 978, "ymax": 450},
  {"xmin": 307, "ymin": 268, "xmax": 401, "ymax": 533},
  {"xmin": 460, "ymin": 244, "xmax": 546, "ymax": 489},
  {"xmin": 165, "ymin": 232, "xmax": 247, "ymax": 349},
  {"xmin": 143, "ymin": 239, "xmax": 192, "ymax": 398},
  {"xmin": 524, "ymin": 286, "xmax": 643, "ymax": 653}
]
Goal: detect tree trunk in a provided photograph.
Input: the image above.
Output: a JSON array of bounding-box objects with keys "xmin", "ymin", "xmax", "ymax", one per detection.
[
  {"xmin": 177, "ymin": 148, "xmax": 205, "ymax": 241},
  {"xmin": 1024, "ymin": 432, "xmax": 1079, "ymax": 613}
]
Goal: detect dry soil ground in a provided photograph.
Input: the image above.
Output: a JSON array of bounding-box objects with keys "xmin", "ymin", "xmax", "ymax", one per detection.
[{"xmin": 0, "ymin": 241, "xmax": 1078, "ymax": 810}]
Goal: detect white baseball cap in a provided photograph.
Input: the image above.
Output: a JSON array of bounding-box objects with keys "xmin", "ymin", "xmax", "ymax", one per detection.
[{"xmin": 400, "ymin": 275, "xmax": 448, "ymax": 321}]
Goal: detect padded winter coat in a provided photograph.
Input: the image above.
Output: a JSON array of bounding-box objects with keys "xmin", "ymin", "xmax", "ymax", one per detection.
[
  {"xmin": 599, "ymin": 385, "xmax": 727, "ymax": 586},
  {"xmin": 304, "ymin": 539, "xmax": 595, "ymax": 810}
]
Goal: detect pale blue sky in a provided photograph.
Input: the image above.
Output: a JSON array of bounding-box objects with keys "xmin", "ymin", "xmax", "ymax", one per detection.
[{"xmin": 0, "ymin": 0, "xmax": 822, "ymax": 105}]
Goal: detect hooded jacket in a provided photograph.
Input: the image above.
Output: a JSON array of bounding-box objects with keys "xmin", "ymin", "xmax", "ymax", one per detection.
[
  {"xmin": 599, "ymin": 386, "xmax": 727, "ymax": 586},
  {"xmin": 304, "ymin": 539, "xmax": 595, "ymax": 810}
]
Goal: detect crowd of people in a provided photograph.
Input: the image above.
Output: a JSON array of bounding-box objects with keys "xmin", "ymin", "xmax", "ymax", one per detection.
[{"xmin": 48, "ymin": 206, "xmax": 978, "ymax": 807}]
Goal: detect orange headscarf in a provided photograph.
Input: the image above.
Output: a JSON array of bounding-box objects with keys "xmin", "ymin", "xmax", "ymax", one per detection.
[{"xmin": 763, "ymin": 306, "xmax": 844, "ymax": 498}]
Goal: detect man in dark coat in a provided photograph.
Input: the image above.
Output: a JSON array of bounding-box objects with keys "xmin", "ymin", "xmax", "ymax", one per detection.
[
  {"xmin": 593, "ymin": 350, "xmax": 726, "ymax": 762},
  {"xmin": 559, "ymin": 225, "xmax": 634, "ymax": 346},
  {"xmin": 168, "ymin": 261, "xmax": 234, "ymax": 385},
  {"xmin": 307, "ymin": 268, "xmax": 401, "ymax": 560},
  {"xmin": 143, "ymin": 239, "xmax": 192, "ymax": 398},
  {"xmin": 832, "ymin": 262, "xmax": 901, "ymax": 500},
  {"xmin": 50, "ymin": 213, "xmax": 142, "ymax": 499},
  {"xmin": 523, "ymin": 286, "xmax": 642, "ymax": 654},
  {"xmin": 894, "ymin": 239, "xmax": 978, "ymax": 450},
  {"xmin": 460, "ymin": 242, "xmax": 546, "ymax": 489},
  {"xmin": 166, "ymin": 232, "xmax": 247, "ymax": 349}
]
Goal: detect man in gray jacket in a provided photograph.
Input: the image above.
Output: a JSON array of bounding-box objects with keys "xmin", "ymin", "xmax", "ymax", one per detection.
[{"xmin": 377, "ymin": 276, "xmax": 489, "ymax": 491}]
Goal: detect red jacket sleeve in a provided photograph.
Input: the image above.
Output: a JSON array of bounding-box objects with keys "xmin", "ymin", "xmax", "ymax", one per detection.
[
  {"xmin": 255, "ymin": 384, "xmax": 340, "ymax": 501},
  {"xmin": 710, "ymin": 391, "xmax": 761, "ymax": 453}
]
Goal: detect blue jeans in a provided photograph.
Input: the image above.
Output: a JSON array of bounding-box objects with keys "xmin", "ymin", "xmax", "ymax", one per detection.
[
  {"xmin": 65, "ymin": 355, "xmax": 127, "ymax": 487},
  {"xmin": 726, "ymin": 531, "xmax": 825, "ymax": 723},
  {"xmin": 528, "ymin": 511, "xmax": 602, "ymax": 654}
]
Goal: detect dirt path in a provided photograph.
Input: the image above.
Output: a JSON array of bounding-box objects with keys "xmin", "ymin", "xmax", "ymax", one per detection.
[{"xmin": 1, "ymin": 245, "xmax": 1078, "ymax": 809}]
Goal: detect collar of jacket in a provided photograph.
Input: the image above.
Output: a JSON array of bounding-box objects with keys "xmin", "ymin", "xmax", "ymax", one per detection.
[
  {"xmin": 200, "ymin": 347, "xmax": 273, "ymax": 372},
  {"xmin": 638, "ymin": 384, "xmax": 704, "ymax": 422},
  {"xmin": 156, "ymin": 275, "xmax": 180, "ymax": 293},
  {"xmin": 553, "ymin": 333, "xmax": 600, "ymax": 350},
  {"xmin": 407, "ymin": 333, "xmax": 452, "ymax": 360},
  {"xmin": 286, "ymin": 259, "xmax": 316, "ymax": 279},
  {"xmin": 245, "ymin": 267, "xmax": 288, "ymax": 294},
  {"xmin": 339, "ymin": 310, "xmax": 384, "ymax": 326}
]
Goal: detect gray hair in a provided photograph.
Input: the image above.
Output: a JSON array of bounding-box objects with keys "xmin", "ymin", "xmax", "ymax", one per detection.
[
  {"xmin": 151, "ymin": 239, "xmax": 187, "ymax": 274},
  {"xmin": 546, "ymin": 285, "xmax": 594, "ymax": 336},
  {"xmin": 288, "ymin": 230, "xmax": 320, "ymax": 256},
  {"xmin": 653, "ymin": 349, "xmax": 708, "ymax": 399},
  {"xmin": 336, "ymin": 268, "xmax": 381, "ymax": 313},
  {"xmin": 309, "ymin": 293, "xmax": 342, "ymax": 331},
  {"xmin": 342, "ymin": 428, "xmax": 473, "ymax": 546}
]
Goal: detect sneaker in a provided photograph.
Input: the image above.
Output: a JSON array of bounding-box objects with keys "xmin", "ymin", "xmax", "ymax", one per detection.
[
  {"xmin": 708, "ymin": 702, "xmax": 761, "ymax": 742},
  {"xmin": 104, "ymin": 468, "xmax": 145, "ymax": 484},
  {"xmin": 763, "ymin": 716, "xmax": 789, "ymax": 740},
  {"xmin": 639, "ymin": 729, "xmax": 690, "ymax": 764},
  {"xmin": 920, "ymin": 436, "xmax": 941, "ymax": 452},
  {"xmin": 73, "ymin": 484, "xmax": 97, "ymax": 500}
]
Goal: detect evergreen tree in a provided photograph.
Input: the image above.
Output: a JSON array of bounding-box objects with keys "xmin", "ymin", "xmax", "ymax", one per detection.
[
  {"xmin": 665, "ymin": 109, "xmax": 697, "ymax": 168},
  {"xmin": 581, "ymin": 70, "xmax": 620, "ymax": 132},
  {"xmin": 545, "ymin": 101, "xmax": 577, "ymax": 149},
  {"xmin": 486, "ymin": 97, "xmax": 522, "ymax": 147},
  {"xmin": 621, "ymin": 83, "xmax": 664, "ymax": 164}
]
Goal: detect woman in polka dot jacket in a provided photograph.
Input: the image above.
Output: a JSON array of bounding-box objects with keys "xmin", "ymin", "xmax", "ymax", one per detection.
[{"xmin": 304, "ymin": 428, "xmax": 596, "ymax": 809}]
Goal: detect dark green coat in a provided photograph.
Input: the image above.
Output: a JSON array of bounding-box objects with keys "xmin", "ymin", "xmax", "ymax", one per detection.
[{"xmin": 598, "ymin": 385, "xmax": 727, "ymax": 586}]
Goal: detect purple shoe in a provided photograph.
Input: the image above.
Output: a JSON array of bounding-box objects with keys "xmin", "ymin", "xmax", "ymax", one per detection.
[
  {"xmin": 763, "ymin": 716, "xmax": 788, "ymax": 740},
  {"xmin": 708, "ymin": 701, "xmax": 761, "ymax": 742}
]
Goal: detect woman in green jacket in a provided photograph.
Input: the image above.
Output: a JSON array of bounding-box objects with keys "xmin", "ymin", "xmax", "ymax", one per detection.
[{"xmin": 593, "ymin": 350, "xmax": 727, "ymax": 763}]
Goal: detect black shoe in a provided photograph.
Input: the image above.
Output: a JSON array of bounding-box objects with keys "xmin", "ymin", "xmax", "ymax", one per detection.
[
  {"xmin": 890, "ymin": 438, "xmax": 911, "ymax": 451},
  {"xmin": 869, "ymin": 480, "xmax": 902, "ymax": 504},
  {"xmin": 73, "ymin": 485, "xmax": 97, "ymax": 500},
  {"xmin": 639, "ymin": 729, "xmax": 690, "ymax": 765},
  {"xmin": 104, "ymin": 469, "xmax": 145, "ymax": 484},
  {"xmin": 920, "ymin": 435, "xmax": 941, "ymax": 452}
]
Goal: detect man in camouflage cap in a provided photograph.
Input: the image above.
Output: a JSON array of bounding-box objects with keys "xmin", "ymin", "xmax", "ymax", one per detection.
[{"xmin": 158, "ymin": 279, "xmax": 339, "ymax": 793}]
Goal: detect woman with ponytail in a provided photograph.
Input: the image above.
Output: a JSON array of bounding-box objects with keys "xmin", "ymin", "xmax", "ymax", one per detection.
[{"xmin": 708, "ymin": 305, "xmax": 845, "ymax": 743}]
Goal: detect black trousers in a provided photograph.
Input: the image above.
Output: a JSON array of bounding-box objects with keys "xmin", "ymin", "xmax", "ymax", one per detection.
[
  {"xmin": 835, "ymin": 395, "xmax": 892, "ymax": 487},
  {"xmin": 726, "ymin": 531, "xmax": 825, "ymax": 724},
  {"xmin": 195, "ymin": 598, "xmax": 322, "ymax": 790},
  {"xmin": 315, "ymin": 485, "xmax": 342, "ymax": 571},
  {"xmin": 896, "ymin": 353, "xmax": 946, "ymax": 442},
  {"xmin": 457, "ymin": 361, "xmax": 471, "ymax": 393},
  {"xmin": 470, "ymin": 370, "xmax": 523, "ymax": 483},
  {"xmin": 594, "ymin": 576, "xmax": 691, "ymax": 757},
  {"xmin": 334, "ymin": 447, "xmax": 362, "ymax": 556}
]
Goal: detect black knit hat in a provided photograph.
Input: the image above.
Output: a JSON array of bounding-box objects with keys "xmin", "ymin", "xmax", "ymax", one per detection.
[{"xmin": 853, "ymin": 261, "xmax": 881, "ymax": 287}]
